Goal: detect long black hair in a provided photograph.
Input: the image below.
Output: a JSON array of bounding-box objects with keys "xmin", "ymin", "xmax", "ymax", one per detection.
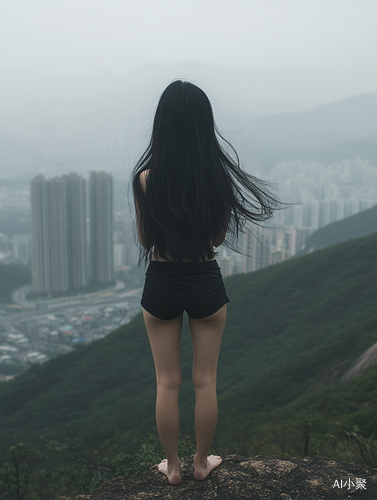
[{"xmin": 131, "ymin": 80, "xmax": 282, "ymax": 266}]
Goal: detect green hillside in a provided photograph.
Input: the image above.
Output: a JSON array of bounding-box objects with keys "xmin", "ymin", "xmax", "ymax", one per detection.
[
  {"xmin": 297, "ymin": 204, "xmax": 377, "ymax": 256},
  {"xmin": 0, "ymin": 263, "xmax": 31, "ymax": 304},
  {"xmin": 0, "ymin": 233, "xmax": 376, "ymax": 457}
]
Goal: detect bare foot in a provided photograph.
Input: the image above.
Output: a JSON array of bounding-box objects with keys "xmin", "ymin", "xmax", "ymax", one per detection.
[
  {"xmin": 193, "ymin": 455, "xmax": 222, "ymax": 481},
  {"xmin": 157, "ymin": 458, "xmax": 182, "ymax": 485}
]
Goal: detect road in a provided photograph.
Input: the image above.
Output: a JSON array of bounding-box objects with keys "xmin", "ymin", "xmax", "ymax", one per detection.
[{"xmin": 1, "ymin": 287, "xmax": 143, "ymax": 326}]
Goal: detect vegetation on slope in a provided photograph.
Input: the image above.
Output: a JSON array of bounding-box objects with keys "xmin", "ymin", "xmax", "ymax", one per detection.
[
  {"xmin": 297, "ymin": 203, "xmax": 377, "ymax": 256},
  {"xmin": 0, "ymin": 233, "xmax": 376, "ymax": 455},
  {"xmin": 1, "ymin": 232, "xmax": 377, "ymax": 498}
]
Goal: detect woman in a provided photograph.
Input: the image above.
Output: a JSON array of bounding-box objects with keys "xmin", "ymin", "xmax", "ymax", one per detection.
[{"xmin": 132, "ymin": 81, "xmax": 280, "ymax": 485}]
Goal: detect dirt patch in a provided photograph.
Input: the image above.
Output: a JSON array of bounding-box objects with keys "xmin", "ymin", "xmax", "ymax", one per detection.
[{"xmin": 59, "ymin": 453, "xmax": 377, "ymax": 499}]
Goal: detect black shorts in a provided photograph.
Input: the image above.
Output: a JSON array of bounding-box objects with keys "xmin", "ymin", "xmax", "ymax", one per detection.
[{"xmin": 141, "ymin": 259, "xmax": 230, "ymax": 320}]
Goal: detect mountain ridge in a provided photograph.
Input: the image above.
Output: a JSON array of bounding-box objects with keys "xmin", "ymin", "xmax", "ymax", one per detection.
[
  {"xmin": 0, "ymin": 232, "xmax": 376, "ymax": 453},
  {"xmin": 1, "ymin": 63, "xmax": 376, "ymax": 177},
  {"xmin": 296, "ymin": 204, "xmax": 377, "ymax": 256}
]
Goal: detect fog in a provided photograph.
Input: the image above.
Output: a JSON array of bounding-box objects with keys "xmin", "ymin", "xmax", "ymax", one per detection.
[
  {"xmin": 2, "ymin": 0, "xmax": 377, "ymax": 74},
  {"xmin": 0, "ymin": 0, "xmax": 376, "ymax": 180},
  {"xmin": 0, "ymin": 0, "xmax": 377, "ymax": 406}
]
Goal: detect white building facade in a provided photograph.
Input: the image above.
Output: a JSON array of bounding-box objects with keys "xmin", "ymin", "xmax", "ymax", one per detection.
[
  {"xmin": 90, "ymin": 171, "xmax": 114, "ymax": 284},
  {"xmin": 30, "ymin": 173, "xmax": 88, "ymax": 295}
]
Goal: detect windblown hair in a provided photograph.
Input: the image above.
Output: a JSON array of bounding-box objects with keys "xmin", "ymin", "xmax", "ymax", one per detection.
[{"xmin": 131, "ymin": 80, "xmax": 282, "ymax": 266}]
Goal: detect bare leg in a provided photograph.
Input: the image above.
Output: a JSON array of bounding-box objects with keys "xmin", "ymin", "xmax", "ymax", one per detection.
[
  {"xmin": 189, "ymin": 304, "xmax": 226, "ymax": 480},
  {"xmin": 193, "ymin": 385, "xmax": 223, "ymax": 481},
  {"xmin": 155, "ymin": 387, "xmax": 182, "ymax": 485},
  {"xmin": 143, "ymin": 308, "xmax": 183, "ymax": 485}
]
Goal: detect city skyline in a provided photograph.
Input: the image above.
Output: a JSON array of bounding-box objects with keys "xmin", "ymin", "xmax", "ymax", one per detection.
[{"xmin": 30, "ymin": 171, "xmax": 114, "ymax": 296}]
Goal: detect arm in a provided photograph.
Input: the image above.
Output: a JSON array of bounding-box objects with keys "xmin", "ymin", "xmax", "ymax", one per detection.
[
  {"xmin": 135, "ymin": 170, "xmax": 148, "ymax": 246},
  {"xmin": 213, "ymin": 231, "xmax": 226, "ymax": 248},
  {"xmin": 212, "ymin": 211, "xmax": 230, "ymax": 247}
]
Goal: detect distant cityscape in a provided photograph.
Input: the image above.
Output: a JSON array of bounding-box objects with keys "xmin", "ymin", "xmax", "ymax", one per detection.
[
  {"xmin": 1, "ymin": 304, "xmax": 131, "ymax": 363},
  {"xmin": 270, "ymin": 158, "xmax": 376, "ymax": 229},
  {"xmin": 217, "ymin": 158, "xmax": 377, "ymax": 277},
  {"xmin": 0, "ymin": 158, "xmax": 376, "ymax": 376},
  {"xmin": 0, "ymin": 158, "xmax": 376, "ymax": 281},
  {"xmin": 30, "ymin": 171, "xmax": 113, "ymax": 295}
]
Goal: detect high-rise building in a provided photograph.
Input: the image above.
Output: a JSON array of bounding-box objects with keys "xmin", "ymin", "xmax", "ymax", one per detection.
[
  {"xmin": 12, "ymin": 234, "xmax": 31, "ymax": 264},
  {"xmin": 114, "ymin": 243, "xmax": 126, "ymax": 268},
  {"xmin": 65, "ymin": 173, "xmax": 88, "ymax": 289},
  {"xmin": 47, "ymin": 176, "xmax": 69, "ymax": 293},
  {"xmin": 30, "ymin": 173, "xmax": 88, "ymax": 295},
  {"xmin": 89, "ymin": 171, "xmax": 114, "ymax": 284},
  {"xmin": 242, "ymin": 225, "xmax": 272, "ymax": 273}
]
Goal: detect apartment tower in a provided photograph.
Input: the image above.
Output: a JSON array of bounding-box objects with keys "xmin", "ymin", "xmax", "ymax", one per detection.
[
  {"xmin": 242, "ymin": 225, "xmax": 272, "ymax": 273},
  {"xmin": 30, "ymin": 173, "xmax": 88, "ymax": 295},
  {"xmin": 66, "ymin": 173, "xmax": 88, "ymax": 289},
  {"xmin": 89, "ymin": 171, "xmax": 114, "ymax": 284}
]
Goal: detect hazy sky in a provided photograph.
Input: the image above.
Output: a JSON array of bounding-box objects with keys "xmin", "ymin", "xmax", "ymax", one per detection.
[{"xmin": 1, "ymin": 0, "xmax": 377, "ymax": 75}]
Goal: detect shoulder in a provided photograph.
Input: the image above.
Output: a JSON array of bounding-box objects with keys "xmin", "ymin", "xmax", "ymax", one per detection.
[{"xmin": 139, "ymin": 169, "xmax": 149, "ymax": 194}]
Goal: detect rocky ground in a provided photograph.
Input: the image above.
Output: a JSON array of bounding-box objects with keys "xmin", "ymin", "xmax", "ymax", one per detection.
[{"xmin": 59, "ymin": 454, "xmax": 377, "ymax": 499}]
